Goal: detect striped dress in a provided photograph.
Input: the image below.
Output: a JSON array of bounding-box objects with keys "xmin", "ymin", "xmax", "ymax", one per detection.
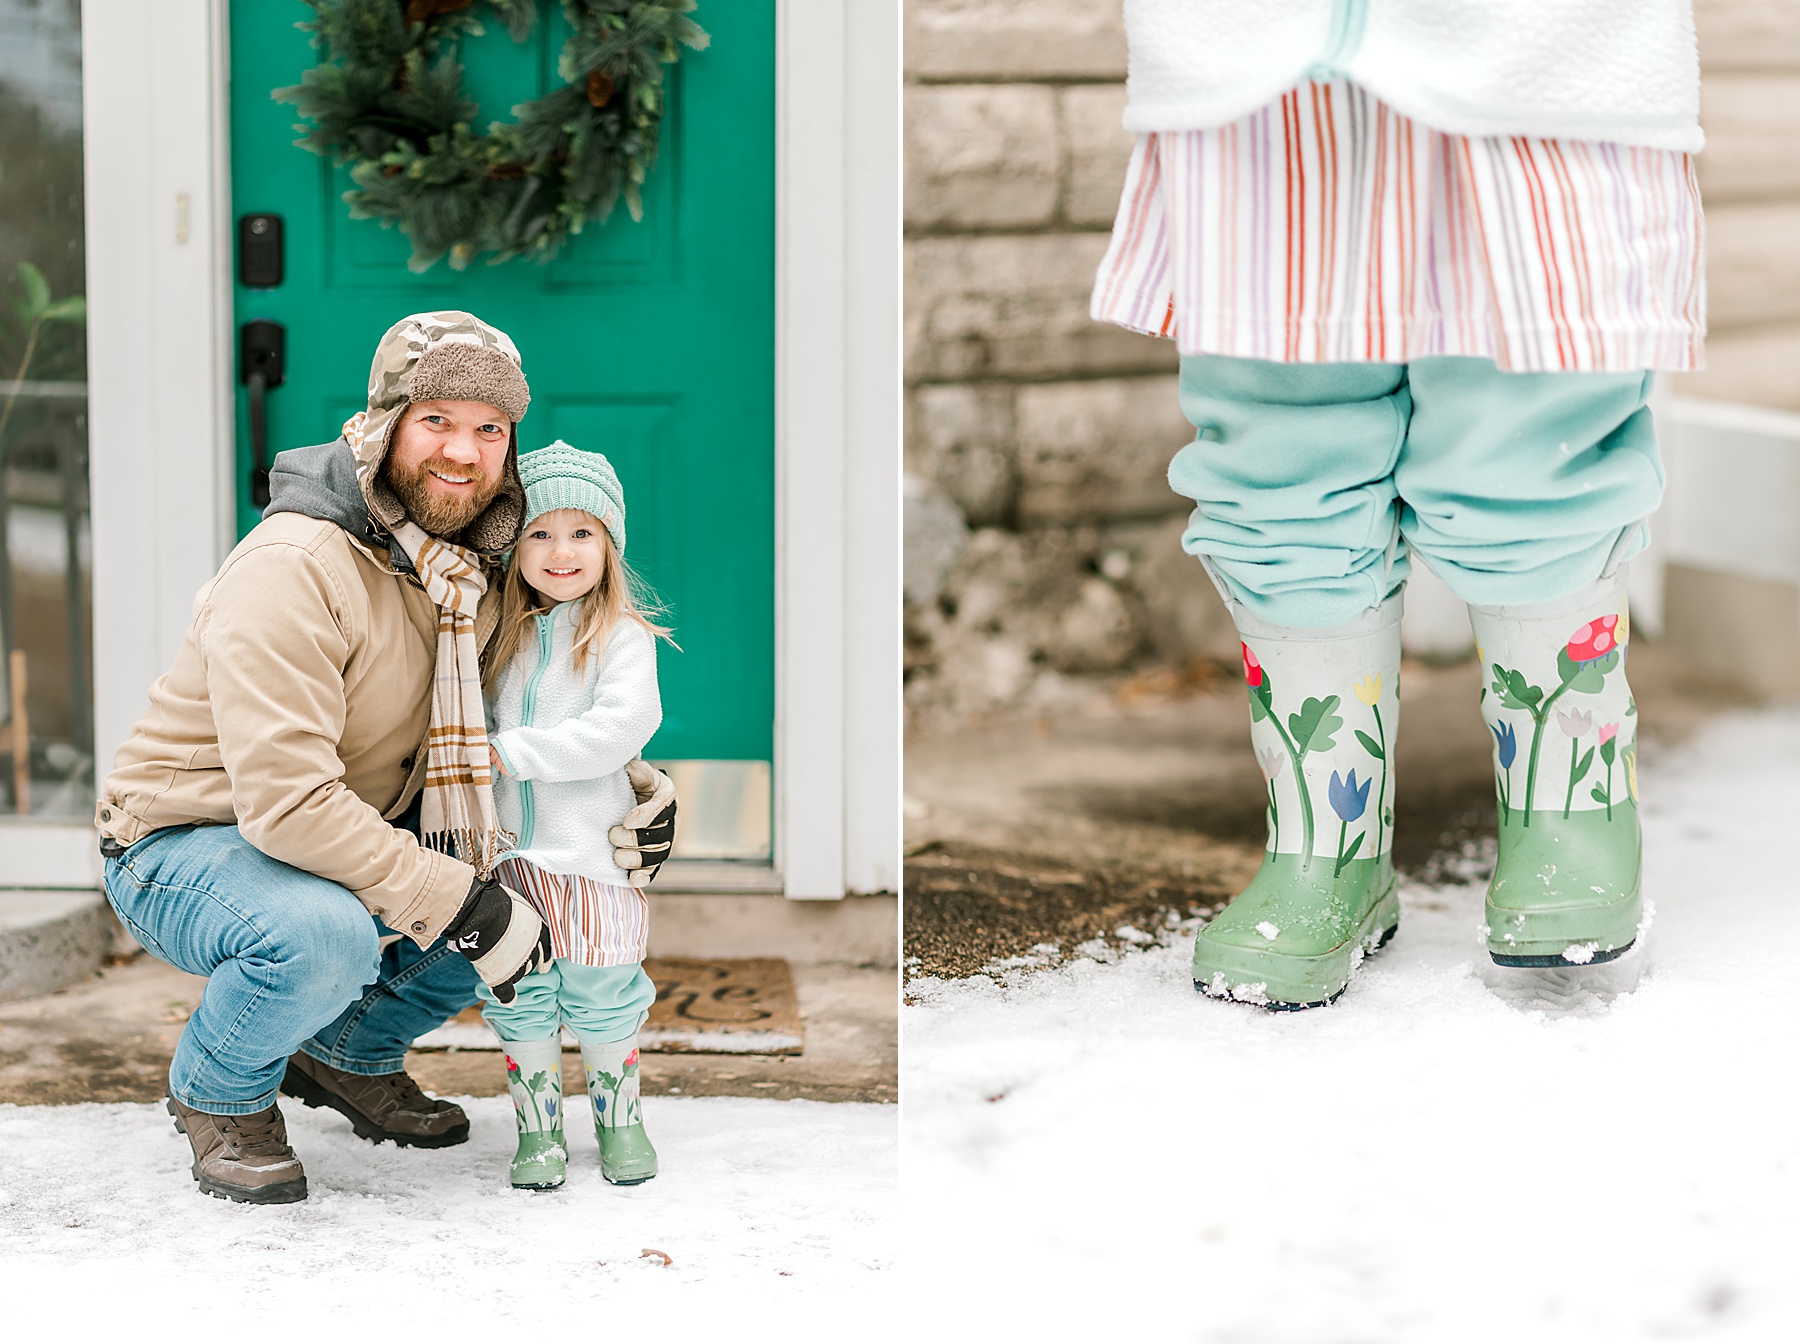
[
  {"xmin": 494, "ymin": 855, "xmax": 649, "ymax": 967},
  {"xmin": 1092, "ymin": 80, "xmax": 1706, "ymax": 373}
]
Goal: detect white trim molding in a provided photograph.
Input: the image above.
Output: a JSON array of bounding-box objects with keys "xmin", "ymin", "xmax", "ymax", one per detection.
[
  {"xmin": 774, "ymin": 0, "xmax": 876, "ymax": 900},
  {"xmin": 775, "ymin": 0, "xmax": 901, "ymax": 900},
  {"xmin": 840, "ymin": 0, "xmax": 902, "ymax": 898},
  {"xmin": 83, "ymin": 0, "xmax": 235, "ymax": 784}
]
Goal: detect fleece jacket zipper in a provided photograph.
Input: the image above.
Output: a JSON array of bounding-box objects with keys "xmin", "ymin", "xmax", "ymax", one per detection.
[
  {"xmin": 515, "ymin": 611, "xmax": 554, "ymax": 853},
  {"xmin": 1310, "ymin": 0, "xmax": 1368, "ymax": 83}
]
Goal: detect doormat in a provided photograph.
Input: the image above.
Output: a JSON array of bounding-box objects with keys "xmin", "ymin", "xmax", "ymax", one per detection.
[{"xmin": 411, "ymin": 957, "xmax": 804, "ymax": 1055}]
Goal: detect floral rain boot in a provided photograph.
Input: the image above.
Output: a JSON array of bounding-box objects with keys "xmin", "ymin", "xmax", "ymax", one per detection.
[
  {"xmin": 1193, "ymin": 597, "xmax": 1403, "ymax": 1009},
  {"xmin": 1470, "ymin": 570, "xmax": 1642, "ymax": 966},
  {"xmin": 502, "ymin": 1037, "xmax": 567, "ymax": 1190},
  {"xmin": 580, "ymin": 1036, "xmax": 658, "ymax": 1185}
]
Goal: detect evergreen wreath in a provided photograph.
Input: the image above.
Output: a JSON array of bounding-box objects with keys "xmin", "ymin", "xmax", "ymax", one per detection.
[{"xmin": 275, "ymin": 0, "xmax": 708, "ymax": 271}]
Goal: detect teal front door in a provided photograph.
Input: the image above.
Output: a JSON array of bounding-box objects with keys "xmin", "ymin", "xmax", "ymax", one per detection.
[{"xmin": 228, "ymin": 3, "xmax": 775, "ymax": 843}]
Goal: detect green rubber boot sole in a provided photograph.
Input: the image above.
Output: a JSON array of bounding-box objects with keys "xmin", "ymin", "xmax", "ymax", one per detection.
[
  {"xmin": 1193, "ymin": 854, "xmax": 1400, "ymax": 1010},
  {"xmin": 598, "ymin": 1123, "xmax": 659, "ymax": 1186},
  {"xmin": 510, "ymin": 1132, "xmax": 567, "ymax": 1191},
  {"xmin": 1486, "ymin": 806, "xmax": 1641, "ymax": 966}
]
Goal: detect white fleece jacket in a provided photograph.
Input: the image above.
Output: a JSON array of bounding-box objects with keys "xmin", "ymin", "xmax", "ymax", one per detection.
[
  {"xmin": 488, "ymin": 605, "xmax": 662, "ymax": 886},
  {"xmin": 1122, "ymin": 0, "xmax": 1702, "ymax": 152}
]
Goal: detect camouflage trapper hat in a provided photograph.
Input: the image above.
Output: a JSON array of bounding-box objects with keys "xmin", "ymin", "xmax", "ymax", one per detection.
[{"xmin": 342, "ymin": 310, "xmax": 530, "ymax": 556}]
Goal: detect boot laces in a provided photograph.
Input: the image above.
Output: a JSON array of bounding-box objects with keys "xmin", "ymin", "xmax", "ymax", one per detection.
[
  {"xmin": 221, "ymin": 1107, "xmax": 291, "ymax": 1158},
  {"xmin": 374, "ymin": 1069, "xmax": 436, "ymax": 1112}
]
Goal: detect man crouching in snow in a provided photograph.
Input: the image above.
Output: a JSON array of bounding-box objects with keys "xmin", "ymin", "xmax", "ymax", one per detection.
[{"xmin": 93, "ymin": 311, "xmax": 676, "ymax": 1204}]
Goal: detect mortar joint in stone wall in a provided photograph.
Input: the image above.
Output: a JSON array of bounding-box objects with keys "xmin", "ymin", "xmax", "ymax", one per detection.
[
  {"xmin": 905, "ymin": 74, "xmax": 1131, "ymax": 87},
  {"xmin": 905, "ymin": 372, "xmax": 1178, "ymax": 391}
]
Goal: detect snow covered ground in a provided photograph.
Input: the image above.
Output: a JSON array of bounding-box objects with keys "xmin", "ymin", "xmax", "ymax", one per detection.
[
  {"xmin": 0, "ymin": 1094, "xmax": 894, "ymax": 1329},
  {"xmin": 906, "ymin": 708, "xmax": 1800, "ymax": 1342}
]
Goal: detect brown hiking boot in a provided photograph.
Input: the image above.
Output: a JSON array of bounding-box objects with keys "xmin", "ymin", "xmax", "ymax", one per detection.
[
  {"xmin": 280, "ymin": 1052, "xmax": 470, "ymax": 1148},
  {"xmin": 167, "ymin": 1097, "xmax": 308, "ymax": 1204}
]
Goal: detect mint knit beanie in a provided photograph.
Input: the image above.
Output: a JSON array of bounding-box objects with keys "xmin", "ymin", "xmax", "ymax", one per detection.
[{"xmin": 517, "ymin": 440, "xmax": 627, "ymax": 556}]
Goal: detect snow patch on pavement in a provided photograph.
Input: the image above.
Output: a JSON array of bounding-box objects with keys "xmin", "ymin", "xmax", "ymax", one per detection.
[
  {"xmin": 0, "ymin": 1094, "xmax": 893, "ymax": 1326},
  {"xmin": 905, "ymin": 708, "xmax": 1800, "ymax": 1341}
]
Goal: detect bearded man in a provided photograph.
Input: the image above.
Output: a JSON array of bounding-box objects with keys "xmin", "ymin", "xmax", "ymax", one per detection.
[{"xmin": 95, "ymin": 312, "xmax": 674, "ymax": 1203}]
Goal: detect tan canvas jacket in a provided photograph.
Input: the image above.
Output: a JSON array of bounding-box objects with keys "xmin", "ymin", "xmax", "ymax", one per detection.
[{"xmin": 96, "ymin": 513, "xmax": 503, "ymax": 943}]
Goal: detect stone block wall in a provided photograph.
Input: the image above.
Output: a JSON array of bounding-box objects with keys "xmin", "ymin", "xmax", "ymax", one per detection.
[
  {"xmin": 903, "ymin": 0, "xmax": 1238, "ymax": 720},
  {"xmin": 1674, "ymin": 1, "xmax": 1800, "ymax": 409},
  {"xmin": 904, "ymin": 0, "xmax": 1800, "ymax": 720}
]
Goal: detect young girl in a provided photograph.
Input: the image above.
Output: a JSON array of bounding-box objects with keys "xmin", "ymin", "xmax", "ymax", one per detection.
[
  {"xmin": 1091, "ymin": 3, "xmax": 1703, "ymax": 1007},
  {"xmin": 481, "ymin": 439, "xmax": 669, "ymax": 1189}
]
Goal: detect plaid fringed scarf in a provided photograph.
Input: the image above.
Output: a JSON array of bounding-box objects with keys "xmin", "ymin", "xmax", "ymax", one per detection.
[{"xmin": 389, "ymin": 518, "xmax": 515, "ymax": 876}]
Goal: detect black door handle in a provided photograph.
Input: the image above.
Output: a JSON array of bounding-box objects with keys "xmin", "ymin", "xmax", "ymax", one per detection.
[{"xmin": 240, "ymin": 319, "xmax": 286, "ymax": 509}]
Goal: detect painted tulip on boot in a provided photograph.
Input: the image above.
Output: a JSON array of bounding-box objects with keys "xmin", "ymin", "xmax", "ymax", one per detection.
[
  {"xmin": 1193, "ymin": 598, "xmax": 1402, "ymax": 1009},
  {"xmin": 1471, "ymin": 571, "xmax": 1643, "ymax": 967}
]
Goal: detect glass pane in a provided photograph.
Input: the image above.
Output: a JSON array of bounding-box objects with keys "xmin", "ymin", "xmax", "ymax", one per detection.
[
  {"xmin": 648, "ymin": 760, "xmax": 773, "ymax": 861},
  {"xmin": 0, "ymin": 0, "xmax": 91, "ymax": 820}
]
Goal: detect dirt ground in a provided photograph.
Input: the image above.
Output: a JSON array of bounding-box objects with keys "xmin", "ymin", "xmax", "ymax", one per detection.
[{"xmin": 903, "ymin": 642, "xmax": 1758, "ymax": 980}]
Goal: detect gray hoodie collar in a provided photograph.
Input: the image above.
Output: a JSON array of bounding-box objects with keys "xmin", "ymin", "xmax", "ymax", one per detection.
[{"xmin": 263, "ymin": 437, "xmax": 415, "ymax": 574}]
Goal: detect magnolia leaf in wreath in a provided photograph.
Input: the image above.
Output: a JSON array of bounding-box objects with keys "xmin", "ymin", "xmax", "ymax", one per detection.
[{"xmin": 275, "ymin": 0, "xmax": 708, "ymax": 271}]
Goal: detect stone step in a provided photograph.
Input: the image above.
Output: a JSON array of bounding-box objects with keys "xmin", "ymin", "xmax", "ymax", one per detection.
[{"xmin": 0, "ymin": 890, "xmax": 112, "ymax": 1003}]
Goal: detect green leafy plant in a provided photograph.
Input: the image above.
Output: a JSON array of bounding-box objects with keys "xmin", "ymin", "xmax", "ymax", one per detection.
[{"xmin": 0, "ymin": 261, "xmax": 86, "ymax": 452}]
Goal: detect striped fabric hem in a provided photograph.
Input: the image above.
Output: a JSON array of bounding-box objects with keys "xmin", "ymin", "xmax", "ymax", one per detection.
[
  {"xmin": 495, "ymin": 856, "xmax": 650, "ymax": 968},
  {"xmin": 1091, "ymin": 83, "xmax": 1706, "ymax": 374}
]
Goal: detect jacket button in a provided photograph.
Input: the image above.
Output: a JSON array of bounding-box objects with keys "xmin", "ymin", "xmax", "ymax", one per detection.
[
  {"xmin": 99, "ymin": 808, "xmax": 111, "ymax": 822},
  {"xmin": 411, "ymin": 921, "xmax": 427, "ymax": 934},
  {"xmin": 401, "ymin": 756, "xmax": 414, "ymax": 771}
]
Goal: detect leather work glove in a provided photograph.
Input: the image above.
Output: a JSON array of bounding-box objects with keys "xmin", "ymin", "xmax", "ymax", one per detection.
[
  {"xmin": 442, "ymin": 876, "xmax": 553, "ymax": 1004},
  {"xmin": 610, "ymin": 759, "xmax": 677, "ymax": 889}
]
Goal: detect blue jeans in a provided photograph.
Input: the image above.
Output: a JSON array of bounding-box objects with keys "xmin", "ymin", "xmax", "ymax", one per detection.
[
  {"xmin": 1170, "ymin": 356, "xmax": 1666, "ymax": 627},
  {"xmin": 103, "ymin": 824, "xmax": 481, "ymax": 1115}
]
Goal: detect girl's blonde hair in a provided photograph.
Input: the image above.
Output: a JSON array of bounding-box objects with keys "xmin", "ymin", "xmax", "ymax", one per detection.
[{"xmin": 483, "ymin": 512, "xmax": 672, "ymax": 691}]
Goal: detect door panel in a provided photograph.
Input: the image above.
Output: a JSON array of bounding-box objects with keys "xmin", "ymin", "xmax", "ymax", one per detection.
[{"xmin": 229, "ymin": 2, "xmax": 774, "ymax": 768}]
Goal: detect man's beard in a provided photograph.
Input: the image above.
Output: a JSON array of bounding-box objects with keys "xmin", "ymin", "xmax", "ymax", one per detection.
[{"xmin": 383, "ymin": 454, "xmax": 503, "ymax": 536}]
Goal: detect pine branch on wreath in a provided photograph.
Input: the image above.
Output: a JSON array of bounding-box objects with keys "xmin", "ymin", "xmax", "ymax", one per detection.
[{"xmin": 275, "ymin": 0, "xmax": 708, "ymax": 271}]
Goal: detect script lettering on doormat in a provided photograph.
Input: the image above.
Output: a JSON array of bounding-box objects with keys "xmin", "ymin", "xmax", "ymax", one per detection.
[{"xmin": 642, "ymin": 957, "xmax": 804, "ymax": 1055}]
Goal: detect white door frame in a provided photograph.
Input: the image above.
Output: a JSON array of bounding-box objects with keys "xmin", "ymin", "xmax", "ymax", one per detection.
[{"xmin": 76, "ymin": 0, "xmax": 899, "ymax": 900}]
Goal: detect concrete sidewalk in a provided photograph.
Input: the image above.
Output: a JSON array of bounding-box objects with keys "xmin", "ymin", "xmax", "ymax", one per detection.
[
  {"xmin": 904, "ymin": 641, "xmax": 1758, "ymax": 981},
  {"xmin": 0, "ymin": 954, "xmax": 895, "ymax": 1106}
]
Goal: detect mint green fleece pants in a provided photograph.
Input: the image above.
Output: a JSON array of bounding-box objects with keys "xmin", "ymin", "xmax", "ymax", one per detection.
[
  {"xmin": 1170, "ymin": 355, "xmax": 1665, "ymax": 628},
  {"xmin": 477, "ymin": 960, "xmax": 656, "ymax": 1046}
]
